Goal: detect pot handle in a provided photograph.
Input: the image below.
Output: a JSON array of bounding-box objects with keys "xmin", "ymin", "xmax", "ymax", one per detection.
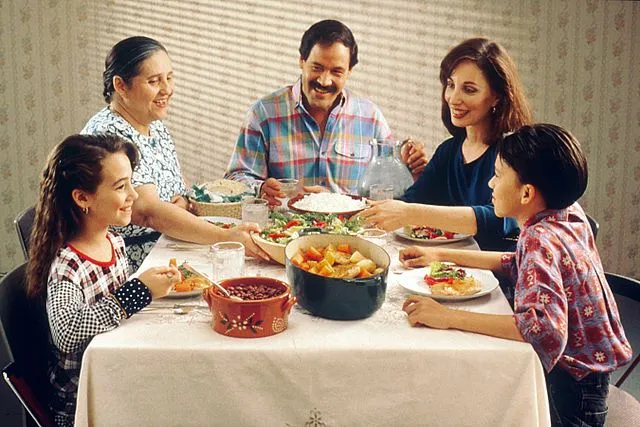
[
  {"xmin": 281, "ymin": 295, "xmax": 297, "ymax": 314},
  {"xmin": 203, "ymin": 287, "xmax": 214, "ymax": 309}
]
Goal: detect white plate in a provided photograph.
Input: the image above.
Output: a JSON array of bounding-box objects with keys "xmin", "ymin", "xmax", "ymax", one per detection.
[
  {"xmin": 396, "ymin": 266, "xmax": 499, "ymax": 301},
  {"xmin": 394, "ymin": 228, "xmax": 472, "ymax": 244},
  {"xmin": 163, "ymin": 263, "xmax": 213, "ymax": 299},
  {"xmin": 201, "ymin": 216, "xmax": 242, "ymax": 227}
]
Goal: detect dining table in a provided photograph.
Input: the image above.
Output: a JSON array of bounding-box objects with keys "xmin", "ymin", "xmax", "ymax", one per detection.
[{"xmin": 74, "ymin": 227, "xmax": 550, "ymax": 426}]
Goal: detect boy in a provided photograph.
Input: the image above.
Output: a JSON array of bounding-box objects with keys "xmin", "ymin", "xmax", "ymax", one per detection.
[{"xmin": 401, "ymin": 124, "xmax": 632, "ymax": 426}]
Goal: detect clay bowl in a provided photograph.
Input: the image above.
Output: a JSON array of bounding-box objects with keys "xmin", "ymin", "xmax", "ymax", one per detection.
[
  {"xmin": 203, "ymin": 277, "xmax": 296, "ymax": 338},
  {"xmin": 285, "ymin": 234, "xmax": 390, "ymax": 320}
]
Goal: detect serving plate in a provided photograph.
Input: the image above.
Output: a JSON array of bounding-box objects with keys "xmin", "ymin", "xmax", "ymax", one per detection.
[
  {"xmin": 288, "ymin": 193, "xmax": 366, "ymax": 217},
  {"xmin": 396, "ymin": 265, "xmax": 498, "ymax": 301}
]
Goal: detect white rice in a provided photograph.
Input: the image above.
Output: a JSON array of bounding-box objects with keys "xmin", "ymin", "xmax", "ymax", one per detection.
[{"xmin": 293, "ymin": 193, "xmax": 366, "ymax": 213}]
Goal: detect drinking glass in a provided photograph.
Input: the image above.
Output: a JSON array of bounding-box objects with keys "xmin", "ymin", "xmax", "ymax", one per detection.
[
  {"xmin": 276, "ymin": 178, "xmax": 300, "ymax": 211},
  {"xmin": 210, "ymin": 242, "xmax": 245, "ymax": 281},
  {"xmin": 369, "ymin": 184, "xmax": 395, "ymax": 201},
  {"xmin": 242, "ymin": 198, "xmax": 269, "ymax": 227},
  {"xmin": 360, "ymin": 228, "xmax": 388, "ymax": 247}
]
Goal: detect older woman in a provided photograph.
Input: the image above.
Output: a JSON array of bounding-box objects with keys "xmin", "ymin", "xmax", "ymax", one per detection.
[
  {"xmin": 82, "ymin": 36, "xmax": 268, "ymax": 270},
  {"xmin": 360, "ymin": 38, "xmax": 533, "ymax": 251}
]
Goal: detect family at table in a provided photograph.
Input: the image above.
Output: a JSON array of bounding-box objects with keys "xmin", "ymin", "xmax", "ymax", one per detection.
[{"xmin": 22, "ymin": 18, "xmax": 632, "ymax": 427}]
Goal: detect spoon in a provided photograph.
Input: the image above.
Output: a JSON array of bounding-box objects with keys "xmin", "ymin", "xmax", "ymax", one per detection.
[{"xmin": 189, "ymin": 267, "xmax": 243, "ymax": 302}]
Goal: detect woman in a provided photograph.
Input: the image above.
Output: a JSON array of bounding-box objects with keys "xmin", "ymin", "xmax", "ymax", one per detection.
[
  {"xmin": 360, "ymin": 38, "xmax": 533, "ymax": 251},
  {"xmin": 82, "ymin": 36, "xmax": 268, "ymax": 270},
  {"xmin": 27, "ymin": 134, "xmax": 181, "ymax": 426}
]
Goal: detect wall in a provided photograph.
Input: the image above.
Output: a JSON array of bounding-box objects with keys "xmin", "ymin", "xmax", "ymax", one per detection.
[{"xmin": 1, "ymin": 0, "xmax": 639, "ymax": 277}]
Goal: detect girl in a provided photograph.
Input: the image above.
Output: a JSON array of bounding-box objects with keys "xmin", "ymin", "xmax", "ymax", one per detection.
[{"xmin": 26, "ymin": 134, "xmax": 180, "ymax": 426}]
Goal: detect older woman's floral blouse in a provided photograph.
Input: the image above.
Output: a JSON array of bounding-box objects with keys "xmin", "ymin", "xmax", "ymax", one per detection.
[{"xmin": 81, "ymin": 107, "xmax": 186, "ymax": 272}]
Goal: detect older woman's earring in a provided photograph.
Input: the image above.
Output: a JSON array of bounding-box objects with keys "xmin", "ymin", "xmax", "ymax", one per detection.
[
  {"xmin": 83, "ymin": 207, "xmax": 89, "ymax": 215},
  {"xmin": 491, "ymin": 106, "xmax": 497, "ymax": 114}
]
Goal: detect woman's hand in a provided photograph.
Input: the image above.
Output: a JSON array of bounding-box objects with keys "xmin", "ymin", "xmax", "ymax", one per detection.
[
  {"xmin": 358, "ymin": 199, "xmax": 409, "ymax": 231},
  {"xmin": 399, "ymin": 246, "xmax": 440, "ymax": 268},
  {"xmin": 302, "ymin": 185, "xmax": 329, "ymax": 193},
  {"xmin": 225, "ymin": 223, "xmax": 271, "ymax": 261},
  {"xmin": 138, "ymin": 265, "xmax": 181, "ymax": 299},
  {"xmin": 402, "ymin": 295, "xmax": 452, "ymax": 329},
  {"xmin": 400, "ymin": 137, "xmax": 428, "ymax": 179}
]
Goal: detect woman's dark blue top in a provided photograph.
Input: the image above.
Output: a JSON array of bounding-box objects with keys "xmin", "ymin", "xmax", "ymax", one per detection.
[{"xmin": 399, "ymin": 135, "xmax": 518, "ymax": 251}]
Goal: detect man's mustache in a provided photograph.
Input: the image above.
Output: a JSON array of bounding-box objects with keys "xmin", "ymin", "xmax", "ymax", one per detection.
[{"xmin": 311, "ymin": 82, "xmax": 337, "ymax": 93}]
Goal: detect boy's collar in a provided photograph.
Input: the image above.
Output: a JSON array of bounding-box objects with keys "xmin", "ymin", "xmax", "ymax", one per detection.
[{"xmin": 522, "ymin": 206, "xmax": 570, "ymax": 228}]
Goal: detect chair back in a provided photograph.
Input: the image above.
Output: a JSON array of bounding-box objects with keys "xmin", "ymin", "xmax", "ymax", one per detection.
[
  {"xmin": 14, "ymin": 206, "xmax": 36, "ymax": 260},
  {"xmin": 0, "ymin": 263, "xmax": 54, "ymax": 427},
  {"xmin": 586, "ymin": 213, "xmax": 600, "ymax": 241}
]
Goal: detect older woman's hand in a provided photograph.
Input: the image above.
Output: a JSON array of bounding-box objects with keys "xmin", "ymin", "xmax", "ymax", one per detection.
[
  {"xmin": 401, "ymin": 138, "xmax": 428, "ymax": 179},
  {"xmin": 226, "ymin": 223, "xmax": 271, "ymax": 261},
  {"xmin": 358, "ymin": 199, "xmax": 410, "ymax": 231}
]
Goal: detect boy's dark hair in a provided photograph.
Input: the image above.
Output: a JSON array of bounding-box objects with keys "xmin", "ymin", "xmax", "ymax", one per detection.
[
  {"xmin": 497, "ymin": 124, "xmax": 588, "ymax": 210},
  {"xmin": 299, "ymin": 20, "xmax": 358, "ymax": 69}
]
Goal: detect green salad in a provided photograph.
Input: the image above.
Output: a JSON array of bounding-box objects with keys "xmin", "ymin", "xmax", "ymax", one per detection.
[{"xmin": 260, "ymin": 211, "xmax": 364, "ymax": 244}]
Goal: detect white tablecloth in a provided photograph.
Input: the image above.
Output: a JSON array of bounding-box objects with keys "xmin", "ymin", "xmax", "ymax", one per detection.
[{"xmin": 75, "ymin": 234, "xmax": 550, "ymax": 426}]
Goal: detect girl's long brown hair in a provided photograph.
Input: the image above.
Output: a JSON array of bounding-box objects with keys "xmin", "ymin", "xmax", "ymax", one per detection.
[
  {"xmin": 440, "ymin": 38, "xmax": 533, "ymax": 145},
  {"xmin": 26, "ymin": 134, "xmax": 138, "ymax": 299}
]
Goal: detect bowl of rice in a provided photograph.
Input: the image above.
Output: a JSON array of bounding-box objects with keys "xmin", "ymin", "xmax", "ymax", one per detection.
[{"xmin": 288, "ymin": 193, "xmax": 367, "ymax": 217}]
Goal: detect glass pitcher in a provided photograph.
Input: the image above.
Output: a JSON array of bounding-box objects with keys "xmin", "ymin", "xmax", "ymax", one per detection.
[{"xmin": 357, "ymin": 138, "xmax": 414, "ymax": 198}]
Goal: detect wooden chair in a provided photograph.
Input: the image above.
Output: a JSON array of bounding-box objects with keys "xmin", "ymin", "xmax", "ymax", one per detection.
[
  {"xmin": 0, "ymin": 263, "xmax": 54, "ymax": 427},
  {"xmin": 14, "ymin": 206, "xmax": 35, "ymax": 260},
  {"xmin": 605, "ymin": 272, "xmax": 640, "ymax": 426}
]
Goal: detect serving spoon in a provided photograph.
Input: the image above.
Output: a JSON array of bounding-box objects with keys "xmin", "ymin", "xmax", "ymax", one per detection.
[{"xmin": 186, "ymin": 265, "xmax": 243, "ymax": 301}]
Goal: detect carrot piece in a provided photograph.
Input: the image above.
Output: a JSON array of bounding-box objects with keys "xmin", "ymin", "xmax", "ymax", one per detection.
[
  {"xmin": 305, "ymin": 246, "xmax": 323, "ymax": 261},
  {"xmin": 357, "ymin": 267, "xmax": 372, "ymax": 278},
  {"xmin": 337, "ymin": 244, "xmax": 351, "ymax": 254}
]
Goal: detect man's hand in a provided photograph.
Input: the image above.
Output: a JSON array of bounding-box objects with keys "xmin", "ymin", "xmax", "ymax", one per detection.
[
  {"xmin": 401, "ymin": 138, "xmax": 429, "ymax": 179},
  {"xmin": 259, "ymin": 178, "xmax": 285, "ymax": 207}
]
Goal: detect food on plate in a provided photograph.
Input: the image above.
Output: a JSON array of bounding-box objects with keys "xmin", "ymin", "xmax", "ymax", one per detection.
[
  {"xmin": 291, "ymin": 192, "xmax": 366, "ymax": 213},
  {"xmin": 259, "ymin": 211, "xmax": 364, "ymax": 245},
  {"xmin": 169, "ymin": 258, "xmax": 211, "ymax": 292},
  {"xmin": 291, "ymin": 243, "xmax": 384, "ymax": 279},
  {"xmin": 206, "ymin": 220, "xmax": 236, "ymax": 229},
  {"xmin": 423, "ymin": 262, "xmax": 480, "ymax": 296},
  {"xmin": 405, "ymin": 225, "xmax": 455, "ymax": 240}
]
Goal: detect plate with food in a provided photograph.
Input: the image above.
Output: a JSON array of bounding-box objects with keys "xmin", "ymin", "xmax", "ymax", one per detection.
[
  {"xmin": 394, "ymin": 225, "xmax": 471, "ymax": 244},
  {"xmin": 164, "ymin": 259, "xmax": 213, "ymax": 298},
  {"xmin": 201, "ymin": 216, "xmax": 241, "ymax": 229},
  {"xmin": 397, "ymin": 261, "xmax": 498, "ymax": 301},
  {"xmin": 288, "ymin": 193, "xmax": 367, "ymax": 217}
]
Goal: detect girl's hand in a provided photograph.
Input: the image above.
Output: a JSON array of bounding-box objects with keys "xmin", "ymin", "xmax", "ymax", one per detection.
[
  {"xmin": 402, "ymin": 295, "xmax": 452, "ymax": 329},
  {"xmin": 358, "ymin": 200, "xmax": 409, "ymax": 231},
  {"xmin": 138, "ymin": 266, "xmax": 181, "ymax": 299},
  {"xmin": 399, "ymin": 246, "xmax": 439, "ymax": 268},
  {"xmin": 225, "ymin": 223, "xmax": 271, "ymax": 261}
]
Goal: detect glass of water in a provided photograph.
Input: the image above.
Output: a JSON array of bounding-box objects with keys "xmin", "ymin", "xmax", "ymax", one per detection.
[
  {"xmin": 360, "ymin": 228, "xmax": 388, "ymax": 247},
  {"xmin": 276, "ymin": 178, "xmax": 299, "ymax": 211},
  {"xmin": 369, "ymin": 184, "xmax": 395, "ymax": 201},
  {"xmin": 241, "ymin": 198, "xmax": 269, "ymax": 227},
  {"xmin": 210, "ymin": 242, "xmax": 245, "ymax": 281}
]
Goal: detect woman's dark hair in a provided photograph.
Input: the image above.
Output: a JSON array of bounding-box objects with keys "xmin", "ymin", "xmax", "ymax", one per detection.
[
  {"xmin": 497, "ymin": 124, "xmax": 588, "ymax": 210},
  {"xmin": 103, "ymin": 36, "xmax": 167, "ymax": 103},
  {"xmin": 299, "ymin": 19, "xmax": 358, "ymax": 69},
  {"xmin": 440, "ymin": 38, "xmax": 533, "ymax": 145},
  {"xmin": 26, "ymin": 134, "xmax": 139, "ymax": 298}
]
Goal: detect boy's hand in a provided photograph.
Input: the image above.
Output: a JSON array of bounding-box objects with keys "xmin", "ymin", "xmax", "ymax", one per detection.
[
  {"xmin": 139, "ymin": 266, "xmax": 181, "ymax": 299},
  {"xmin": 399, "ymin": 246, "xmax": 439, "ymax": 268},
  {"xmin": 402, "ymin": 295, "xmax": 452, "ymax": 329}
]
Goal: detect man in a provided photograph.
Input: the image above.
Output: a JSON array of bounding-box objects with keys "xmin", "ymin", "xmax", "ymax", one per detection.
[{"xmin": 225, "ymin": 19, "xmax": 427, "ymax": 205}]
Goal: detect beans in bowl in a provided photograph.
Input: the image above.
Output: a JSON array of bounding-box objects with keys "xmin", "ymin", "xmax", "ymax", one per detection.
[{"xmin": 218, "ymin": 284, "xmax": 285, "ymax": 301}]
